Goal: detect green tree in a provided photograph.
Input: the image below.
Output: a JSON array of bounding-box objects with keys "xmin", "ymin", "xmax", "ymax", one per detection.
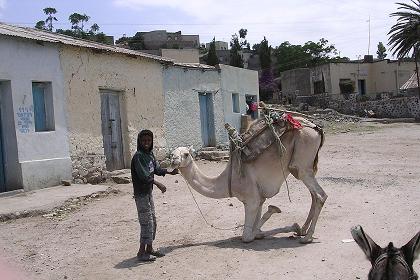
[
  {"xmin": 302, "ymin": 38, "xmax": 338, "ymax": 66},
  {"xmin": 273, "ymin": 39, "xmax": 341, "ymax": 73},
  {"xmin": 273, "ymin": 41, "xmax": 310, "ymax": 72},
  {"xmin": 388, "ymin": 0, "xmax": 420, "ymax": 97},
  {"xmin": 69, "ymin": 13, "xmax": 90, "ymax": 32},
  {"xmin": 35, "ymin": 20, "xmax": 46, "ymax": 30},
  {"xmin": 252, "ymin": 43, "xmax": 260, "ymax": 53},
  {"xmin": 206, "ymin": 37, "xmax": 219, "ymax": 66},
  {"xmin": 259, "ymin": 36, "xmax": 272, "ymax": 69},
  {"xmin": 90, "ymin": 23, "xmax": 100, "ymax": 34},
  {"xmin": 376, "ymin": 42, "xmax": 388, "ymax": 59},
  {"xmin": 229, "ymin": 34, "xmax": 244, "ymax": 68},
  {"xmin": 43, "ymin": 7, "xmax": 57, "ymax": 31}
]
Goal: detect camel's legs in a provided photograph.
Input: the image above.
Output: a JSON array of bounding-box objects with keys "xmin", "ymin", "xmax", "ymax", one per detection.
[
  {"xmin": 256, "ymin": 223, "xmax": 301, "ymax": 239},
  {"xmin": 256, "ymin": 205, "xmax": 282, "ymax": 231},
  {"xmin": 300, "ymin": 174, "xmax": 327, "ymax": 243},
  {"xmin": 242, "ymin": 200, "xmax": 261, "ymax": 243},
  {"xmin": 301, "ymin": 192, "xmax": 316, "ymax": 235},
  {"xmin": 252, "ymin": 199, "xmax": 265, "ymax": 232}
]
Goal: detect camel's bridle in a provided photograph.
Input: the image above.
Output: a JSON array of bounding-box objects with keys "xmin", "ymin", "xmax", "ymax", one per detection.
[{"xmin": 371, "ymin": 253, "xmax": 418, "ymax": 280}]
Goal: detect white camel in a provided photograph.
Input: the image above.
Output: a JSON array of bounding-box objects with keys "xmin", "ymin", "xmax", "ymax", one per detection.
[{"xmin": 170, "ymin": 117, "xmax": 327, "ymax": 243}]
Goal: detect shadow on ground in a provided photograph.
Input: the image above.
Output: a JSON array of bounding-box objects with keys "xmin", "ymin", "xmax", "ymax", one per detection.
[{"xmin": 114, "ymin": 235, "xmax": 310, "ymax": 269}]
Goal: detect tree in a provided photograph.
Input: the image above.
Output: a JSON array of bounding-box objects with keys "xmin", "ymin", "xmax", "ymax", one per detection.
[
  {"xmin": 229, "ymin": 34, "xmax": 244, "ymax": 68},
  {"xmin": 206, "ymin": 37, "xmax": 219, "ymax": 66},
  {"xmin": 376, "ymin": 42, "xmax": 388, "ymax": 59},
  {"xmin": 90, "ymin": 23, "xmax": 100, "ymax": 34},
  {"xmin": 80, "ymin": 14, "xmax": 90, "ymax": 31},
  {"xmin": 388, "ymin": 0, "xmax": 420, "ymax": 97},
  {"xmin": 69, "ymin": 13, "xmax": 90, "ymax": 32},
  {"xmin": 35, "ymin": 20, "xmax": 46, "ymax": 30},
  {"xmin": 273, "ymin": 39, "xmax": 341, "ymax": 73},
  {"xmin": 302, "ymin": 38, "xmax": 338, "ymax": 66},
  {"xmin": 259, "ymin": 37, "xmax": 272, "ymax": 69},
  {"xmin": 273, "ymin": 41, "xmax": 310, "ymax": 72},
  {"xmin": 43, "ymin": 7, "xmax": 57, "ymax": 31}
]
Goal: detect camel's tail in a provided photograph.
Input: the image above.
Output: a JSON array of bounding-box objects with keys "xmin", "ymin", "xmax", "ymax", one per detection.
[{"xmin": 313, "ymin": 126, "xmax": 325, "ymax": 174}]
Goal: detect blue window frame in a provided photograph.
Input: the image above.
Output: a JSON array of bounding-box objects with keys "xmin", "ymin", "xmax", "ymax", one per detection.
[{"xmin": 32, "ymin": 82, "xmax": 54, "ymax": 132}]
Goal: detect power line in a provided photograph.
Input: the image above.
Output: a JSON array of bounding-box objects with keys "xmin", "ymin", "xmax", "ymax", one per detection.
[{"xmin": 5, "ymin": 17, "xmax": 390, "ymax": 27}]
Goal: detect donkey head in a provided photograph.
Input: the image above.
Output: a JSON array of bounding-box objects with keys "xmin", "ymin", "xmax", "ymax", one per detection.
[{"xmin": 351, "ymin": 225, "xmax": 420, "ymax": 280}]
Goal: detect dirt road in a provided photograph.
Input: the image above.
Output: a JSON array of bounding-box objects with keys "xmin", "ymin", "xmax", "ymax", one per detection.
[{"xmin": 1, "ymin": 122, "xmax": 419, "ymax": 280}]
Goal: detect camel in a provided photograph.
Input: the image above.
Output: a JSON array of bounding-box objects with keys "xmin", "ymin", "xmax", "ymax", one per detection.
[
  {"xmin": 170, "ymin": 116, "xmax": 327, "ymax": 243},
  {"xmin": 351, "ymin": 225, "xmax": 420, "ymax": 280}
]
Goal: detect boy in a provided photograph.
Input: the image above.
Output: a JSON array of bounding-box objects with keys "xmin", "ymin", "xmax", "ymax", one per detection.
[{"xmin": 131, "ymin": 129, "xmax": 178, "ymax": 262}]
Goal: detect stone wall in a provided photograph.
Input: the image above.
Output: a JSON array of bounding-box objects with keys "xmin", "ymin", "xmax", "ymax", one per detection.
[{"xmin": 328, "ymin": 97, "xmax": 420, "ymax": 118}]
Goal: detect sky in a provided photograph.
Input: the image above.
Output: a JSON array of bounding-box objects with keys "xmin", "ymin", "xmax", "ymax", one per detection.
[{"xmin": 0, "ymin": 0, "xmax": 407, "ymax": 59}]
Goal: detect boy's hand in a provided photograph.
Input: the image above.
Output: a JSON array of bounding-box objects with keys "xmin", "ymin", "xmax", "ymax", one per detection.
[
  {"xmin": 159, "ymin": 185, "xmax": 167, "ymax": 194},
  {"xmin": 169, "ymin": 169, "xmax": 179, "ymax": 175},
  {"xmin": 154, "ymin": 181, "xmax": 167, "ymax": 193}
]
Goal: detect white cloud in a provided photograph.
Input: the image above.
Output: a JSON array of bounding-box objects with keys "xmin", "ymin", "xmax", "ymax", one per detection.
[{"xmin": 112, "ymin": 0, "xmax": 401, "ymax": 58}]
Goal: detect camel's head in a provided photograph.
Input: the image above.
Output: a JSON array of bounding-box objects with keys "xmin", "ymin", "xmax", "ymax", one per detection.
[
  {"xmin": 351, "ymin": 225, "xmax": 420, "ymax": 280},
  {"xmin": 170, "ymin": 146, "xmax": 195, "ymax": 169}
]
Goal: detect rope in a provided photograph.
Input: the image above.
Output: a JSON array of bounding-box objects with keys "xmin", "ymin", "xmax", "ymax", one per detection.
[
  {"xmin": 181, "ymin": 177, "xmax": 243, "ymax": 231},
  {"xmin": 263, "ymin": 112, "xmax": 292, "ymax": 203}
]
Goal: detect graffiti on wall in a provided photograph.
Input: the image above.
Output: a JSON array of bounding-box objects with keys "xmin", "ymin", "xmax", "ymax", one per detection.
[{"xmin": 16, "ymin": 106, "xmax": 33, "ymax": 133}]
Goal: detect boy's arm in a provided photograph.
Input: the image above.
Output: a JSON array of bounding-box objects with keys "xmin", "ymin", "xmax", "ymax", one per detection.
[
  {"xmin": 153, "ymin": 158, "xmax": 167, "ymax": 176},
  {"xmin": 153, "ymin": 180, "xmax": 167, "ymax": 193}
]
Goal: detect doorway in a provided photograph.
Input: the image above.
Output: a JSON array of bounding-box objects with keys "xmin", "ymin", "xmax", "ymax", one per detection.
[
  {"xmin": 100, "ymin": 90, "xmax": 124, "ymax": 171},
  {"xmin": 0, "ymin": 92, "xmax": 5, "ymax": 192},
  {"xmin": 198, "ymin": 92, "xmax": 216, "ymax": 147},
  {"xmin": 358, "ymin": 79, "xmax": 366, "ymax": 95}
]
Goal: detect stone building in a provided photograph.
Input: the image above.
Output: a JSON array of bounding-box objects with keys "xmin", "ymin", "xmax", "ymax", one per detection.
[{"xmin": 280, "ymin": 58, "xmax": 417, "ymax": 103}]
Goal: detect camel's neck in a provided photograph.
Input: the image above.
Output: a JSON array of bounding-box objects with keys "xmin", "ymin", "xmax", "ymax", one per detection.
[{"xmin": 179, "ymin": 159, "xmax": 230, "ymax": 199}]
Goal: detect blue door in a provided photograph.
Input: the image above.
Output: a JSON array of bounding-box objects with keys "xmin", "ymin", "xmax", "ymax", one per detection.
[
  {"xmin": 0, "ymin": 95, "xmax": 5, "ymax": 192},
  {"xmin": 199, "ymin": 93, "xmax": 216, "ymax": 147}
]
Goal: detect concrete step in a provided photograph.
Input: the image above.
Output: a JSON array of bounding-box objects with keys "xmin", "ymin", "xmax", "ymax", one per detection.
[
  {"xmin": 197, "ymin": 150, "xmax": 230, "ymax": 161},
  {"xmin": 200, "ymin": 147, "xmax": 218, "ymax": 152}
]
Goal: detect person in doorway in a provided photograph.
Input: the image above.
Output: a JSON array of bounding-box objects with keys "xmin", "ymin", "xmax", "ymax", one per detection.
[
  {"xmin": 249, "ymin": 100, "xmax": 258, "ymax": 119},
  {"xmin": 131, "ymin": 129, "xmax": 178, "ymax": 262}
]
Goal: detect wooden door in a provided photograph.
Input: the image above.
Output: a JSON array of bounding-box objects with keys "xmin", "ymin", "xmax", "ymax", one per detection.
[
  {"xmin": 199, "ymin": 93, "xmax": 216, "ymax": 147},
  {"xmin": 100, "ymin": 91, "xmax": 124, "ymax": 171}
]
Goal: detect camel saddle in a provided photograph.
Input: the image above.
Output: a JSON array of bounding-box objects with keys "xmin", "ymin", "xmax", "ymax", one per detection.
[{"xmin": 225, "ymin": 112, "xmax": 304, "ymax": 162}]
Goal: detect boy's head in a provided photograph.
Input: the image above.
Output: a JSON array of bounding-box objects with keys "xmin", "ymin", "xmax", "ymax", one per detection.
[{"xmin": 137, "ymin": 130, "xmax": 153, "ymax": 152}]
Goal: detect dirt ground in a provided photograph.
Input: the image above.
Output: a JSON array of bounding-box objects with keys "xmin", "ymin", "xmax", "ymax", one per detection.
[{"xmin": 1, "ymin": 121, "xmax": 419, "ymax": 280}]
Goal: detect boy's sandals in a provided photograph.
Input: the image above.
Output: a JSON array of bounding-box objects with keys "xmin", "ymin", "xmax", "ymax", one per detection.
[
  {"xmin": 137, "ymin": 253, "xmax": 156, "ymax": 262},
  {"xmin": 149, "ymin": 250, "xmax": 165, "ymax": 258}
]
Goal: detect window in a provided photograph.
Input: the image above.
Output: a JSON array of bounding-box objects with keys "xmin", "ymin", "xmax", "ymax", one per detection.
[
  {"xmin": 32, "ymin": 82, "xmax": 55, "ymax": 132},
  {"xmin": 339, "ymin": 79, "xmax": 355, "ymax": 95},
  {"xmin": 232, "ymin": 93, "xmax": 240, "ymax": 113}
]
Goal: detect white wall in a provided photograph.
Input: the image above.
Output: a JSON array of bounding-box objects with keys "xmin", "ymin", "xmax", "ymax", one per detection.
[
  {"xmin": 219, "ymin": 64, "xmax": 259, "ymax": 131},
  {"xmin": 0, "ymin": 36, "xmax": 71, "ymax": 191},
  {"xmin": 163, "ymin": 65, "xmax": 224, "ymax": 151}
]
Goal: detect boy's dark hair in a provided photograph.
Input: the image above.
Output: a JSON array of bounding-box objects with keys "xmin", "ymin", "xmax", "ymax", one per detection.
[{"xmin": 137, "ymin": 130, "xmax": 153, "ymax": 152}]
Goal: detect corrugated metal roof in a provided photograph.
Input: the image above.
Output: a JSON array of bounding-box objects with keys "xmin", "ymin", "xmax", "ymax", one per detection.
[
  {"xmin": 0, "ymin": 22, "xmax": 173, "ymax": 63},
  {"xmin": 400, "ymin": 72, "xmax": 419, "ymax": 90}
]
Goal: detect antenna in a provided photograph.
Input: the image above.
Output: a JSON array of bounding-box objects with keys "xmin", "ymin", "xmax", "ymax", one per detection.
[{"xmin": 367, "ymin": 16, "xmax": 371, "ymax": 55}]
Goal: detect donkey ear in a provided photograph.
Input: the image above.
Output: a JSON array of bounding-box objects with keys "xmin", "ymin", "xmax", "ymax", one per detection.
[
  {"xmin": 351, "ymin": 225, "xmax": 382, "ymax": 263},
  {"xmin": 401, "ymin": 231, "xmax": 420, "ymax": 266}
]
